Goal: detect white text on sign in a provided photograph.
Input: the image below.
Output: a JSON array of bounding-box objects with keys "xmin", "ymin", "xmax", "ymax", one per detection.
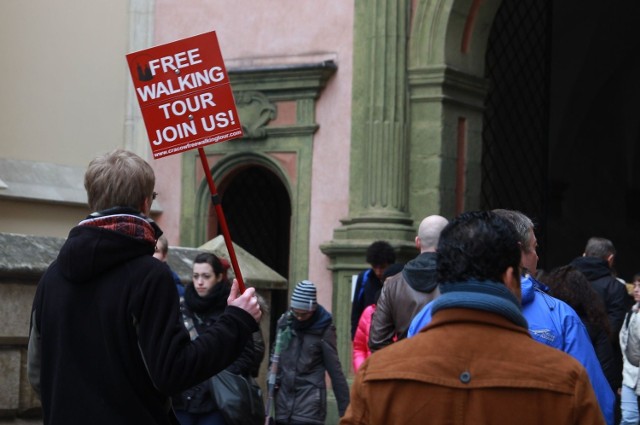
[
  {"xmin": 148, "ymin": 49, "xmax": 203, "ymax": 76},
  {"xmin": 136, "ymin": 66, "xmax": 226, "ymax": 102},
  {"xmin": 152, "ymin": 110, "xmax": 236, "ymax": 145}
]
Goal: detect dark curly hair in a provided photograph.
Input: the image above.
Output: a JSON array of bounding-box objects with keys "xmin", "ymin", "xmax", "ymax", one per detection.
[
  {"xmin": 539, "ymin": 265, "xmax": 611, "ymax": 338},
  {"xmin": 366, "ymin": 241, "xmax": 396, "ymax": 266},
  {"xmin": 437, "ymin": 211, "xmax": 521, "ymax": 284}
]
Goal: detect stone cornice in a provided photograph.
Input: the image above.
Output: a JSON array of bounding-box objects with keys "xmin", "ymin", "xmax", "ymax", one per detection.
[
  {"xmin": 408, "ymin": 65, "xmax": 488, "ymax": 110},
  {"xmin": 229, "ymin": 60, "xmax": 337, "ymax": 101},
  {"xmin": 0, "ymin": 158, "xmax": 163, "ymax": 213}
]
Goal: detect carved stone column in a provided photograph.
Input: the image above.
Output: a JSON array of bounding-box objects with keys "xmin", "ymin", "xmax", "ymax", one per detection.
[{"xmin": 321, "ymin": 0, "xmax": 415, "ymax": 373}]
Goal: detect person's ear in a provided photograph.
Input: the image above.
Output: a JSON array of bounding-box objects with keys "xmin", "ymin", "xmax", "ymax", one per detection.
[
  {"xmin": 141, "ymin": 197, "xmax": 152, "ymax": 215},
  {"xmin": 415, "ymin": 236, "xmax": 421, "ymax": 250},
  {"xmin": 607, "ymin": 254, "xmax": 615, "ymax": 268},
  {"xmin": 502, "ymin": 266, "xmax": 522, "ymax": 303}
]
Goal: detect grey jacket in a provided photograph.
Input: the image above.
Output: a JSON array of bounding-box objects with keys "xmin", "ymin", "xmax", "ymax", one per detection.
[
  {"xmin": 273, "ymin": 306, "xmax": 349, "ymax": 424},
  {"xmin": 625, "ymin": 306, "xmax": 640, "ymax": 395},
  {"xmin": 620, "ymin": 306, "xmax": 639, "ymax": 389},
  {"xmin": 369, "ymin": 252, "xmax": 439, "ymax": 352}
]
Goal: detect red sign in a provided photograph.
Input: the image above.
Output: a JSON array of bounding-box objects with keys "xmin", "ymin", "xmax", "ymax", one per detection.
[{"xmin": 126, "ymin": 31, "xmax": 243, "ymax": 159}]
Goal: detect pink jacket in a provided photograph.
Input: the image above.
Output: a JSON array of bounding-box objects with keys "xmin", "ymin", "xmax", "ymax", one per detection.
[{"xmin": 353, "ymin": 304, "xmax": 375, "ymax": 372}]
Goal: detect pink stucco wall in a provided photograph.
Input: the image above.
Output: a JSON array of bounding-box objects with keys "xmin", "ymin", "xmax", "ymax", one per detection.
[{"xmin": 151, "ymin": 1, "xmax": 354, "ymax": 310}]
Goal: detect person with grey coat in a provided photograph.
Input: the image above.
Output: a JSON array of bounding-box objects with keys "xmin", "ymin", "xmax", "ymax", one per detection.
[
  {"xmin": 272, "ymin": 281, "xmax": 349, "ymax": 425},
  {"xmin": 624, "ymin": 300, "xmax": 640, "ymax": 399}
]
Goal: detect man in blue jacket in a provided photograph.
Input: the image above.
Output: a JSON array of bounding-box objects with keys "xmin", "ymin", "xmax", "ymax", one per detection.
[{"xmin": 409, "ymin": 209, "xmax": 615, "ymax": 425}]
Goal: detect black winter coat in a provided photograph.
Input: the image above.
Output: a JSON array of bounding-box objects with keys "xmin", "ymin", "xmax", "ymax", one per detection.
[
  {"xmin": 28, "ymin": 221, "xmax": 258, "ymax": 425},
  {"xmin": 571, "ymin": 255, "xmax": 633, "ymax": 391},
  {"xmin": 584, "ymin": 320, "xmax": 617, "ymax": 392},
  {"xmin": 570, "ymin": 256, "xmax": 632, "ymax": 334}
]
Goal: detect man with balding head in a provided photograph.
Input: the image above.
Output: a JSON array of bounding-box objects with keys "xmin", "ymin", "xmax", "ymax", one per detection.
[{"xmin": 368, "ymin": 215, "xmax": 448, "ymax": 352}]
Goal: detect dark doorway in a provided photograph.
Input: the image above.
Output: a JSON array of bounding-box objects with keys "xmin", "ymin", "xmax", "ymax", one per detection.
[
  {"xmin": 482, "ymin": 0, "xmax": 640, "ymax": 280},
  {"xmin": 210, "ymin": 165, "xmax": 291, "ymax": 346},
  {"xmin": 546, "ymin": 0, "xmax": 640, "ymax": 280},
  {"xmin": 481, "ymin": 0, "xmax": 552, "ymax": 267}
]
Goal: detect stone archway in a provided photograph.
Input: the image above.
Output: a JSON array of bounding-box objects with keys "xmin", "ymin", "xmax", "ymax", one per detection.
[
  {"xmin": 211, "ymin": 165, "xmax": 291, "ymax": 280},
  {"xmin": 208, "ymin": 161, "xmax": 293, "ymax": 349},
  {"xmin": 409, "ymin": 0, "xmax": 640, "ymax": 278},
  {"xmin": 407, "ymin": 0, "xmax": 502, "ymax": 217}
]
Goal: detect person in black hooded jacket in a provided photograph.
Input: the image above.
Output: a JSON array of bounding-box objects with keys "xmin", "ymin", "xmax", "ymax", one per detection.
[
  {"xmin": 27, "ymin": 149, "xmax": 261, "ymax": 425},
  {"xmin": 570, "ymin": 237, "xmax": 632, "ymax": 336},
  {"xmin": 368, "ymin": 215, "xmax": 448, "ymax": 352},
  {"xmin": 570, "ymin": 237, "xmax": 633, "ymax": 423}
]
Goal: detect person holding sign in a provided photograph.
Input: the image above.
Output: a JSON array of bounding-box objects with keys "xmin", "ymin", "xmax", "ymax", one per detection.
[{"xmin": 27, "ymin": 149, "xmax": 261, "ymax": 425}]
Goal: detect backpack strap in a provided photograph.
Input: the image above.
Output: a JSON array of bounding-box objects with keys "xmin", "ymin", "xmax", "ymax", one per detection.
[
  {"xmin": 356, "ymin": 269, "xmax": 372, "ymax": 303},
  {"xmin": 180, "ymin": 298, "xmax": 199, "ymax": 341}
]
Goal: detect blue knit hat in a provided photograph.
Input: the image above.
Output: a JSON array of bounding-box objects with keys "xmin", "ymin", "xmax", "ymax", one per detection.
[{"xmin": 290, "ymin": 280, "xmax": 318, "ymax": 311}]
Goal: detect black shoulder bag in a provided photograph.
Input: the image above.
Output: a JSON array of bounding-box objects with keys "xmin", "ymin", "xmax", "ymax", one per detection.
[{"xmin": 182, "ymin": 310, "xmax": 264, "ymax": 425}]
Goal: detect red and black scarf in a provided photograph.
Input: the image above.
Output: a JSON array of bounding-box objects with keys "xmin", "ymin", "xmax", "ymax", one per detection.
[{"xmin": 79, "ymin": 207, "xmax": 160, "ymax": 246}]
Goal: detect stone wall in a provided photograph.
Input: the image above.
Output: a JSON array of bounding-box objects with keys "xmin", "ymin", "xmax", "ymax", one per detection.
[{"xmin": 0, "ymin": 233, "xmax": 62, "ymax": 422}]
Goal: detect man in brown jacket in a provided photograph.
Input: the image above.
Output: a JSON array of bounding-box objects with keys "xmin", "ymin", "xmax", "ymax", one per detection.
[
  {"xmin": 368, "ymin": 215, "xmax": 448, "ymax": 351},
  {"xmin": 342, "ymin": 211, "xmax": 605, "ymax": 425}
]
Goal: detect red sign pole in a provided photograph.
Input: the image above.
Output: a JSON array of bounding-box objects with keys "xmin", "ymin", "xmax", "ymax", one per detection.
[{"xmin": 197, "ymin": 148, "xmax": 246, "ymax": 293}]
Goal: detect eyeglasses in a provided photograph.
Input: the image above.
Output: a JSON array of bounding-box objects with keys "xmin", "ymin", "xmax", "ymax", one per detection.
[
  {"xmin": 152, "ymin": 191, "xmax": 158, "ymax": 200},
  {"xmin": 290, "ymin": 309, "xmax": 313, "ymax": 320}
]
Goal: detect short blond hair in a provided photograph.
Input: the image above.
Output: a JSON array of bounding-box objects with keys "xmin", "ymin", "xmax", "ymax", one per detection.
[{"xmin": 84, "ymin": 149, "xmax": 155, "ymax": 212}]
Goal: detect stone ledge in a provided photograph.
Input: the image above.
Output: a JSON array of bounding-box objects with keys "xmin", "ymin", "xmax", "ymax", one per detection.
[
  {"xmin": 0, "ymin": 159, "xmax": 85, "ymax": 207},
  {"xmin": 0, "ymin": 233, "xmax": 287, "ymax": 291},
  {"xmin": 0, "ymin": 234, "xmax": 63, "ymax": 281},
  {"xmin": 0, "ymin": 158, "xmax": 162, "ymax": 213}
]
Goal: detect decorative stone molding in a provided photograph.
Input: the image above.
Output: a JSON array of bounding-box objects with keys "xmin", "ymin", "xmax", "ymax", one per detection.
[
  {"xmin": 234, "ymin": 91, "xmax": 277, "ymax": 139},
  {"xmin": 181, "ymin": 60, "xmax": 336, "ymax": 287}
]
